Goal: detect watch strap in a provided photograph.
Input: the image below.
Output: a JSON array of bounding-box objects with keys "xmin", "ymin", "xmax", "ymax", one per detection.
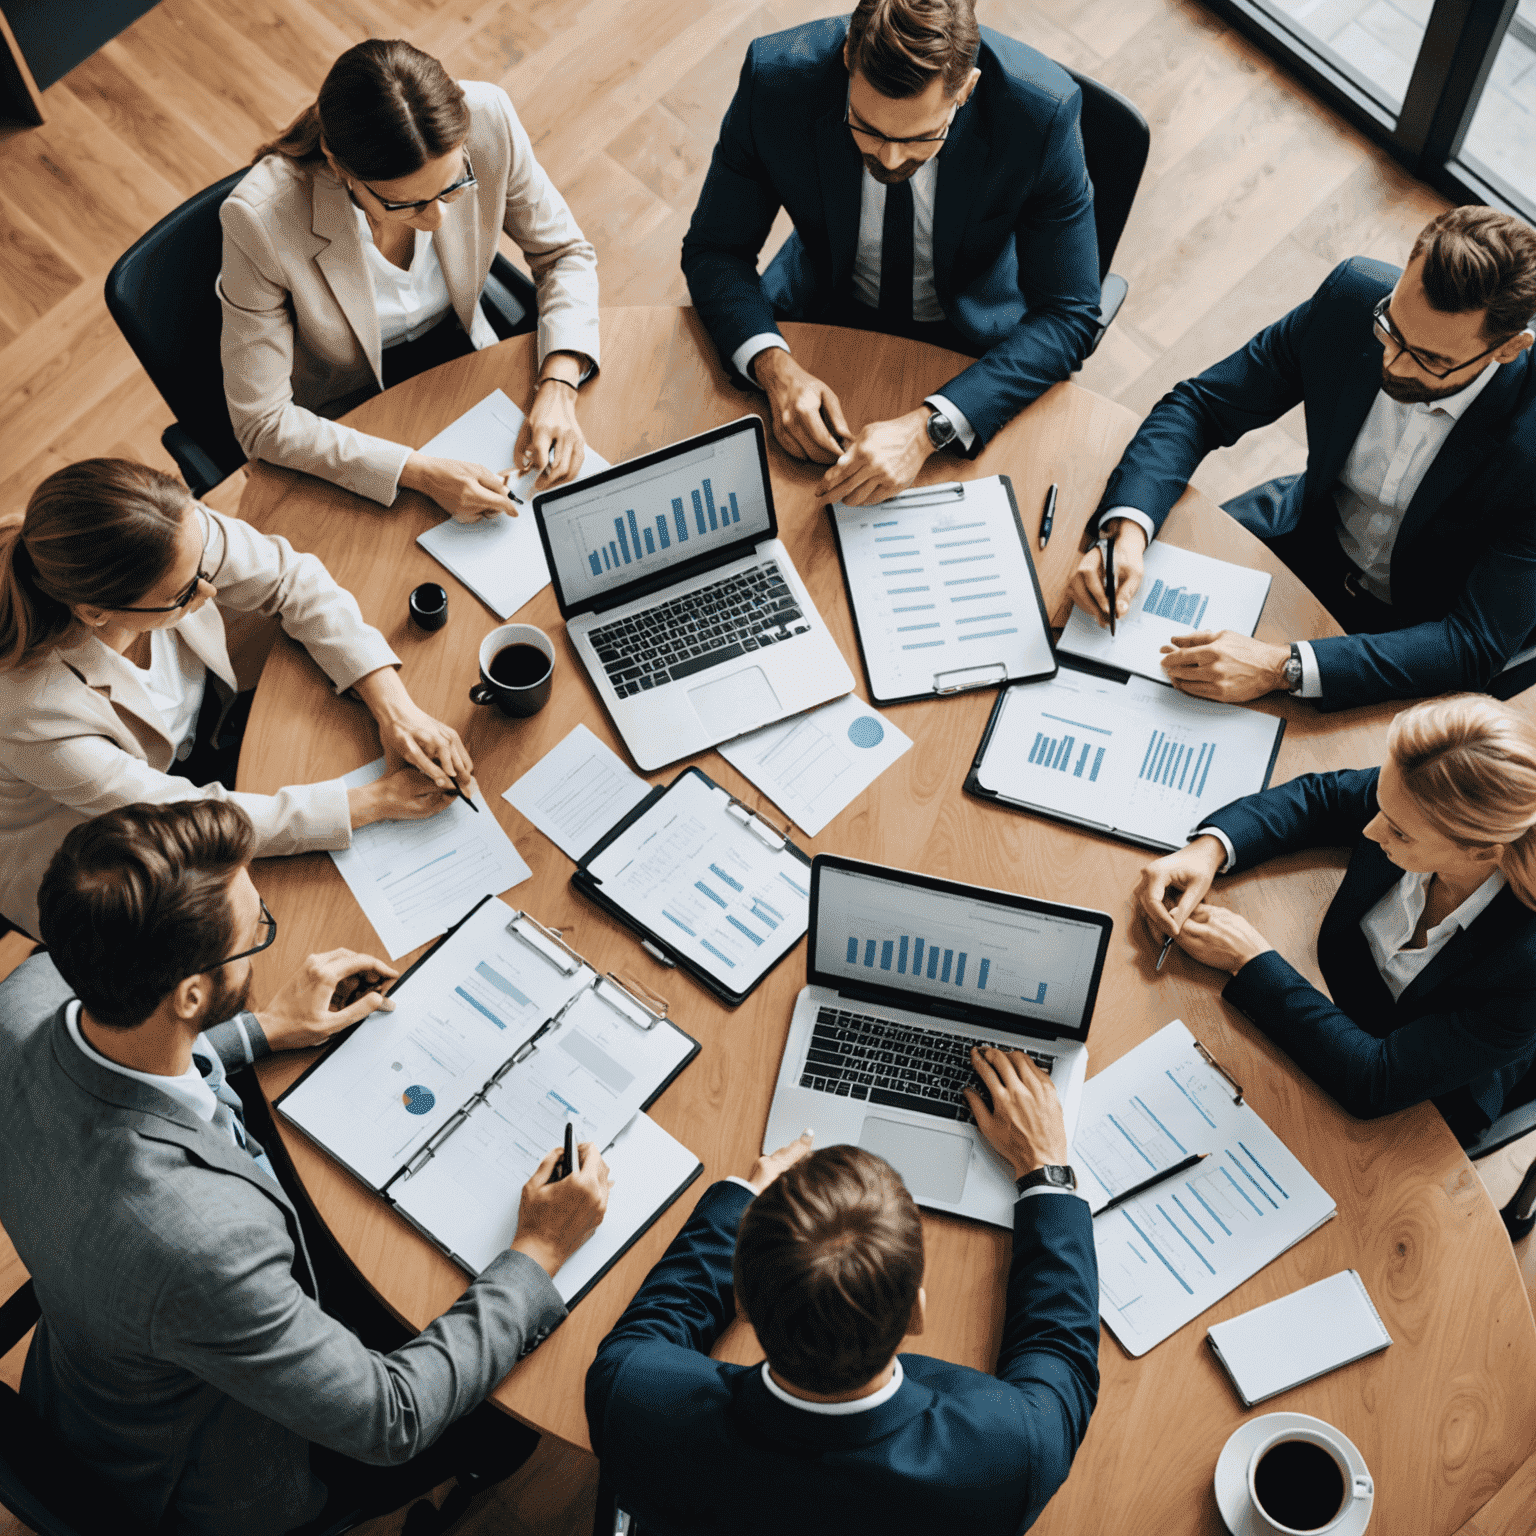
[{"xmin": 1015, "ymin": 1164, "xmax": 1076, "ymax": 1195}]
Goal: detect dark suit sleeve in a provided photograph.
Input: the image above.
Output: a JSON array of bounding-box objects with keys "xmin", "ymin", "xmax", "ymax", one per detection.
[
  {"xmin": 585, "ymin": 1180, "xmax": 752, "ymax": 1454},
  {"xmin": 1201, "ymin": 768, "xmax": 1379, "ymax": 870},
  {"xmin": 680, "ymin": 46, "xmax": 786, "ymax": 377},
  {"xmin": 936, "ymin": 91, "xmax": 1101, "ymax": 450}
]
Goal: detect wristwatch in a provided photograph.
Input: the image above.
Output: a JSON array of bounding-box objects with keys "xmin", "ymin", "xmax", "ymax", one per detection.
[
  {"xmin": 925, "ymin": 407, "xmax": 958, "ymax": 452},
  {"xmin": 1015, "ymin": 1165, "xmax": 1077, "ymax": 1196},
  {"xmin": 1282, "ymin": 643, "xmax": 1303, "ymax": 694}
]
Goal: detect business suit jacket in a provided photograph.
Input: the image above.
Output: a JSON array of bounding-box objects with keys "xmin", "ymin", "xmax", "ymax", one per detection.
[
  {"xmin": 220, "ymin": 80, "xmax": 601, "ymax": 505},
  {"xmin": 0, "ymin": 952, "xmax": 566, "ymax": 1536},
  {"xmin": 1095, "ymin": 257, "xmax": 1536, "ymax": 707},
  {"xmin": 0, "ymin": 506, "xmax": 397, "ymax": 937},
  {"xmin": 681, "ymin": 19, "xmax": 1101, "ymax": 450},
  {"xmin": 585, "ymin": 1181, "xmax": 1099, "ymax": 1536},
  {"xmin": 1203, "ymin": 767, "xmax": 1536, "ymax": 1140}
]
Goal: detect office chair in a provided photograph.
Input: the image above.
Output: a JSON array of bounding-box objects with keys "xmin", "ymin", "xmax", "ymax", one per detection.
[
  {"xmin": 1062, "ymin": 66, "xmax": 1150, "ymax": 358},
  {"xmin": 106, "ymin": 172, "xmax": 538, "ymax": 499},
  {"xmin": 592, "ymin": 1476, "xmax": 633, "ymax": 1536}
]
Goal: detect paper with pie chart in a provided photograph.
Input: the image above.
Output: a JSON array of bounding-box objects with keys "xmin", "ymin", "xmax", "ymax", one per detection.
[{"xmin": 719, "ymin": 694, "xmax": 913, "ymax": 836}]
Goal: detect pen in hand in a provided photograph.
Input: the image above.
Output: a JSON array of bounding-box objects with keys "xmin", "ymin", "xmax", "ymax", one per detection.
[
  {"xmin": 1155, "ymin": 933, "xmax": 1175, "ymax": 971},
  {"xmin": 446, "ymin": 771, "xmax": 478, "ymax": 814},
  {"xmin": 1104, "ymin": 533, "xmax": 1117, "ymax": 638},
  {"xmin": 557, "ymin": 1121, "xmax": 576, "ymax": 1181},
  {"xmin": 1039, "ymin": 482, "xmax": 1058, "ymax": 549}
]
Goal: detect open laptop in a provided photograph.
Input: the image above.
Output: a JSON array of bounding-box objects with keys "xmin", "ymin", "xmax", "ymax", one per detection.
[
  {"xmin": 763, "ymin": 855, "xmax": 1113, "ymax": 1228},
  {"xmin": 533, "ymin": 416, "xmax": 854, "ymax": 771}
]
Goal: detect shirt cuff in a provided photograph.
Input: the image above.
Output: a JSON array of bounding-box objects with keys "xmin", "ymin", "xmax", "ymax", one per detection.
[
  {"xmin": 923, "ymin": 394, "xmax": 976, "ymax": 452},
  {"xmin": 1293, "ymin": 640, "xmax": 1322, "ymax": 698},
  {"xmin": 732, "ymin": 334, "xmax": 788, "ymax": 388},
  {"xmin": 1016, "ymin": 1184, "xmax": 1090, "ymax": 1205},
  {"xmin": 725, "ymin": 1175, "xmax": 758, "ymax": 1195},
  {"xmin": 1192, "ymin": 826, "xmax": 1237, "ymax": 874},
  {"xmin": 1098, "ymin": 506, "xmax": 1156, "ymax": 546}
]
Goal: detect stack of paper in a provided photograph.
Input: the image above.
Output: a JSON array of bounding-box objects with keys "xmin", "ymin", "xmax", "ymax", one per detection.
[{"xmin": 502, "ymin": 724, "xmax": 652, "ymax": 860}]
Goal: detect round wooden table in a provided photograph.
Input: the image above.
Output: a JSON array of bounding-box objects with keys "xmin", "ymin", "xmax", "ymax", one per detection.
[{"xmin": 238, "ymin": 307, "xmax": 1536, "ymax": 1536}]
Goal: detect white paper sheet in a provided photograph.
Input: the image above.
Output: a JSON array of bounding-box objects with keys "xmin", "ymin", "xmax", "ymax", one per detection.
[
  {"xmin": 501, "ymin": 723, "xmax": 652, "ymax": 860},
  {"xmin": 1073, "ymin": 1021, "xmax": 1336, "ymax": 1357},
  {"xmin": 718, "ymin": 694, "xmax": 913, "ymax": 837},
  {"xmin": 1058, "ymin": 543, "xmax": 1273, "ymax": 684},
  {"xmin": 414, "ymin": 390, "xmax": 612, "ymax": 619},
  {"xmin": 329, "ymin": 757, "xmax": 532, "ymax": 959}
]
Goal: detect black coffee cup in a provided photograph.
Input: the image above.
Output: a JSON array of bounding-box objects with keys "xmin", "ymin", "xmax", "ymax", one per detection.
[
  {"xmin": 1249, "ymin": 1433, "xmax": 1355, "ymax": 1534},
  {"xmin": 409, "ymin": 582, "xmax": 448, "ymax": 631},
  {"xmin": 470, "ymin": 623, "xmax": 554, "ymax": 718}
]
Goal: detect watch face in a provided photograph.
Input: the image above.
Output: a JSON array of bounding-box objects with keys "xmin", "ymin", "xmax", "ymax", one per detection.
[{"xmin": 926, "ymin": 412, "xmax": 955, "ymax": 450}]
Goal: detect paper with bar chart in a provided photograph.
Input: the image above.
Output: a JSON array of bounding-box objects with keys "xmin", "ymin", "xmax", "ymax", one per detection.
[
  {"xmin": 1059, "ymin": 542, "xmax": 1272, "ymax": 683},
  {"xmin": 973, "ymin": 667, "xmax": 1284, "ymax": 849},
  {"xmin": 1074, "ymin": 1021, "xmax": 1335, "ymax": 1356},
  {"xmin": 584, "ymin": 770, "xmax": 809, "ymax": 988},
  {"xmin": 831, "ymin": 476, "xmax": 1053, "ymax": 702}
]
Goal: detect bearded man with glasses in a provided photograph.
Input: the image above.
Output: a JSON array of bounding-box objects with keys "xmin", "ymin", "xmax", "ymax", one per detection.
[
  {"xmin": 1068, "ymin": 205, "xmax": 1536, "ymax": 709},
  {"xmin": 681, "ymin": 0, "xmax": 1102, "ymax": 506}
]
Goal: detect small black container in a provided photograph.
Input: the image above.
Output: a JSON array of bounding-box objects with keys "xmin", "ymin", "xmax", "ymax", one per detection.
[{"xmin": 409, "ymin": 582, "xmax": 448, "ymax": 631}]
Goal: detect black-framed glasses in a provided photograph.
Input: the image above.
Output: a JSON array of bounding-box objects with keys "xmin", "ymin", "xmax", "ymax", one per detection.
[
  {"xmin": 215, "ymin": 899, "xmax": 277, "ymax": 970},
  {"xmin": 1371, "ymin": 296, "xmax": 1512, "ymax": 381},
  {"xmin": 844, "ymin": 84, "xmax": 956, "ymax": 146},
  {"xmin": 112, "ymin": 509, "xmax": 225, "ymax": 615},
  {"xmin": 362, "ymin": 153, "xmax": 477, "ymax": 214}
]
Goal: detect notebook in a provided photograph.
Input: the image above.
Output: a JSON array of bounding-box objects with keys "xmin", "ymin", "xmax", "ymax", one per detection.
[{"xmin": 1207, "ymin": 1270, "xmax": 1393, "ymax": 1407}]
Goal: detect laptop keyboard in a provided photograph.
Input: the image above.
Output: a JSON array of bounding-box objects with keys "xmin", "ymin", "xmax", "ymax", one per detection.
[
  {"xmin": 589, "ymin": 561, "xmax": 809, "ymax": 698},
  {"xmin": 800, "ymin": 1007, "xmax": 1056, "ymax": 1123}
]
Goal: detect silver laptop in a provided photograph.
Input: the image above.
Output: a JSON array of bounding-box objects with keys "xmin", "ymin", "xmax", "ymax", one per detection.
[
  {"xmin": 533, "ymin": 416, "xmax": 854, "ymax": 771},
  {"xmin": 764, "ymin": 855, "xmax": 1113, "ymax": 1228}
]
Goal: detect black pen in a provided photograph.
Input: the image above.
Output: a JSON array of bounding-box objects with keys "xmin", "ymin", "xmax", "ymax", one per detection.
[
  {"xmin": 1104, "ymin": 532, "xmax": 1117, "ymax": 638},
  {"xmin": 1102, "ymin": 1152, "xmax": 1208, "ymax": 1213},
  {"xmin": 1038, "ymin": 482, "xmax": 1058, "ymax": 549},
  {"xmin": 447, "ymin": 773, "xmax": 479, "ymax": 814},
  {"xmin": 557, "ymin": 1121, "xmax": 576, "ymax": 1181}
]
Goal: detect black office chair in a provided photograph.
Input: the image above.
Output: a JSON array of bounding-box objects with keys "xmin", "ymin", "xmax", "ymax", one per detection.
[
  {"xmin": 1062, "ymin": 65, "xmax": 1150, "ymax": 358},
  {"xmin": 1463, "ymin": 1066, "xmax": 1536, "ymax": 1162},
  {"xmin": 105, "ymin": 171, "xmax": 539, "ymax": 498}
]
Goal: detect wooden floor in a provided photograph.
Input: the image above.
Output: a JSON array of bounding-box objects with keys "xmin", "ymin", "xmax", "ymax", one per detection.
[{"xmin": 0, "ymin": 0, "xmax": 1529, "ymax": 1532}]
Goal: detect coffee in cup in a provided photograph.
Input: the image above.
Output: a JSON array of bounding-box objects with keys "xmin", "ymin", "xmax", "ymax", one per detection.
[
  {"xmin": 470, "ymin": 623, "xmax": 555, "ymax": 718},
  {"xmin": 1246, "ymin": 1426, "xmax": 1369, "ymax": 1535}
]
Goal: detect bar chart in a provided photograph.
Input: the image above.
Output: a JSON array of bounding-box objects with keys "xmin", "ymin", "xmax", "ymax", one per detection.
[
  {"xmin": 584, "ymin": 475, "xmax": 743, "ymax": 576},
  {"xmin": 1140, "ymin": 578, "xmax": 1210, "ymax": 628},
  {"xmin": 840, "ymin": 930, "xmax": 1048, "ymax": 1004},
  {"xmin": 1026, "ymin": 712, "xmax": 1108, "ymax": 784},
  {"xmin": 1138, "ymin": 729, "xmax": 1217, "ymax": 799}
]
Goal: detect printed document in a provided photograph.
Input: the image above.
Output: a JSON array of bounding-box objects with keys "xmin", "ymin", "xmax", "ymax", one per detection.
[{"xmin": 502, "ymin": 723, "xmax": 652, "ymax": 859}]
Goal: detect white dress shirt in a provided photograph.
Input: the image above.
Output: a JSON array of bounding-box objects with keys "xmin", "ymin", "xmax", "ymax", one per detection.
[
  {"xmin": 1103, "ymin": 361, "xmax": 1501, "ymax": 698},
  {"xmin": 354, "ymin": 206, "xmax": 456, "ymax": 347},
  {"xmin": 759, "ymin": 1357, "xmax": 906, "ymax": 1415},
  {"xmin": 132, "ymin": 628, "xmax": 208, "ymax": 764},
  {"xmin": 731, "ymin": 157, "xmax": 976, "ymax": 450}
]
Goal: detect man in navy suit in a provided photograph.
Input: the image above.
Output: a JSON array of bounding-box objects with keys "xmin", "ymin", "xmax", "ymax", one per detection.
[
  {"xmin": 681, "ymin": 0, "xmax": 1101, "ymax": 506},
  {"xmin": 585, "ymin": 1047, "xmax": 1100, "ymax": 1536},
  {"xmin": 1068, "ymin": 206, "xmax": 1536, "ymax": 710}
]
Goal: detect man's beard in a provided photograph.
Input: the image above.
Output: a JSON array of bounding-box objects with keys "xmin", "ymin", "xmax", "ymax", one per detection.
[
  {"xmin": 861, "ymin": 152, "xmax": 924, "ymax": 186},
  {"xmin": 1378, "ymin": 365, "xmax": 1473, "ymax": 405},
  {"xmin": 197, "ymin": 967, "xmax": 252, "ymax": 1031}
]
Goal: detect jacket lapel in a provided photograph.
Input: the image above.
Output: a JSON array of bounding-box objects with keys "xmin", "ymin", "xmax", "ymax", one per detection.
[
  {"xmin": 1397, "ymin": 885, "xmax": 1535, "ymax": 1010},
  {"xmin": 1309, "ymin": 341, "xmax": 1384, "ymax": 499},
  {"xmin": 54, "ymin": 632, "xmax": 177, "ymax": 756},
  {"xmin": 433, "ymin": 197, "xmax": 482, "ymax": 340},
  {"xmin": 931, "ymin": 94, "xmax": 983, "ymax": 297},
  {"xmin": 815, "ymin": 103, "xmax": 864, "ymax": 294},
  {"xmin": 311, "ymin": 168, "xmax": 383, "ymax": 385}
]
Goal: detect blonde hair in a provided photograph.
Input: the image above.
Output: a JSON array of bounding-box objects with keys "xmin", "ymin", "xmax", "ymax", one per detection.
[{"xmin": 1389, "ymin": 694, "xmax": 1536, "ymax": 910}]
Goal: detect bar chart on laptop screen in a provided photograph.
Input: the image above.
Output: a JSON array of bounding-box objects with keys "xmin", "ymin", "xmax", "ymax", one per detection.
[
  {"xmin": 581, "ymin": 473, "xmax": 745, "ymax": 576},
  {"xmin": 839, "ymin": 929, "xmax": 1052, "ymax": 1005}
]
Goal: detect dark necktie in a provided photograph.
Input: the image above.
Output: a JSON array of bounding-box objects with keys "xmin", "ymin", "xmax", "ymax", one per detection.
[{"xmin": 878, "ymin": 177, "xmax": 914, "ymax": 322}]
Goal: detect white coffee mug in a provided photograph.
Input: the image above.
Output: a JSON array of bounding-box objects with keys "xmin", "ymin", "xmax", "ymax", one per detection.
[{"xmin": 1246, "ymin": 1425, "xmax": 1373, "ymax": 1535}]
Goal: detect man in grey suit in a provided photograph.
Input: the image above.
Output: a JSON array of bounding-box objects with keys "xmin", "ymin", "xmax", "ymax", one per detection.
[{"xmin": 0, "ymin": 799, "xmax": 610, "ymax": 1535}]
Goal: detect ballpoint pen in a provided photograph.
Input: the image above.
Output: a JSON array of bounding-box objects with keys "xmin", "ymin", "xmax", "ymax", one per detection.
[
  {"xmin": 1039, "ymin": 482, "xmax": 1058, "ymax": 549},
  {"xmin": 1104, "ymin": 532, "xmax": 1117, "ymax": 638},
  {"xmin": 447, "ymin": 772, "xmax": 479, "ymax": 814},
  {"xmin": 1102, "ymin": 1152, "xmax": 1208, "ymax": 1213},
  {"xmin": 557, "ymin": 1120, "xmax": 576, "ymax": 1181},
  {"xmin": 1155, "ymin": 934, "xmax": 1175, "ymax": 971}
]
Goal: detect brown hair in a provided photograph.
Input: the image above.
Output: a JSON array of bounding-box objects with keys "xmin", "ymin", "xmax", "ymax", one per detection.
[
  {"xmin": 846, "ymin": 0, "xmax": 980, "ymax": 100},
  {"xmin": 254, "ymin": 38, "xmax": 470, "ymax": 182},
  {"xmin": 734, "ymin": 1146, "xmax": 924, "ymax": 1395},
  {"xmin": 0, "ymin": 459, "xmax": 189, "ymax": 671},
  {"xmin": 1389, "ymin": 694, "xmax": 1536, "ymax": 911},
  {"xmin": 38, "ymin": 801, "xmax": 256, "ymax": 1028},
  {"xmin": 1409, "ymin": 206, "xmax": 1536, "ymax": 343}
]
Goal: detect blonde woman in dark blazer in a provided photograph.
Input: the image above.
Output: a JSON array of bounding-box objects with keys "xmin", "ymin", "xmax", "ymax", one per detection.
[{"xmin": 219, "ymin": 38, "xmax": 599, "ymax": 520}]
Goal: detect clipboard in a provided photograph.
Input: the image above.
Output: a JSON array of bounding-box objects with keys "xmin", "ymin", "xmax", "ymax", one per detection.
[
  {"xmin": 826, "ymin": 475, "xmax": 1056, "ymax": 706},
  {"xmin": 572, "ymin": 765, "xmax": 813, "ymax": 1007}
]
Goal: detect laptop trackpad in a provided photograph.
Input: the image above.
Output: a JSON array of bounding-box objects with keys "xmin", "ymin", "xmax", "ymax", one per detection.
[
  {"xmin": 689, "ymin": 667, "xmax": 781, "ymax": 738},
  {"xmin": 858, "ymin": 1116, "xmax": 971, "ymax": 1204}
]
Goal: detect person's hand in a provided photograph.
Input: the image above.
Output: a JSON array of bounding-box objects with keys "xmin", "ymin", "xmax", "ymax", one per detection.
[
  {"xmin": 515, "ymin": 375, "xmax": 586, "ymax": 490},
  {"xmin": 754, "ymin": 348, "xmax": 852, "ymax": 464},
  {"xmin": 745, "ymin": 1130, "xmax": 815, "ymax": 1195},
  {"xmin": 255, "ymin": 948, "xmax": 400, "ymax": 1050},
  {"xmin": 1134, "ymin": 835, "xmax": 1227, "ymax": 941},
  {"xmin": 399, "ymin": 452, "xmax": 514, "ymax": 524},
  {"xmin": 815, "ymin": 409, "xmax": 932, "ymax": 506},
  {"xmin": 1160, "ymin": 631, "xmax": 1292, "ymax": 702},
  {"xmin": 511, "ymin": 1142, "xmax": 612, "ymax": 1276},
  {"xmin": 347, "ymin": 766, "xmax": 458, "ymax": 828},
  {"xmin": 964, "ymin": 1047, "xmax": 1069, "ymax": 1178},
  {"xmin": 352, "ymin": 670, "xmax": 475, "ymax": 797},
  {"xmin": 1175, "ymin": 902, "xmax": 1274, "ymax": 975},
  {"xmin": 1067, "ymin": 518, "xmax": 1147, "ymax": 626}
]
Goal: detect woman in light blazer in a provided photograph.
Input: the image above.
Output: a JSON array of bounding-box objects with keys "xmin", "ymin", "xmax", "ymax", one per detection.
[
  {"xmin": 219, "ymin": 38, "xmax": 600, "ymax": 521},
  {"xmin": 0, "ymin": 459, "xmax": 475, "ymax": 937}
]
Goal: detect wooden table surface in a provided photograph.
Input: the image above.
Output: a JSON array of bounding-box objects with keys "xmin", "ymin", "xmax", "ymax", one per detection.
[{"xmin": 236, "ymin": 307, "xmax": 1536, "ymax": 1536}]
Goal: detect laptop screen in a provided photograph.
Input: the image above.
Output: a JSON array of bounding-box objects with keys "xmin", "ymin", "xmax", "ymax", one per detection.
[
  {"xmin": 808, "ymin": 858, "xmax": 1112, "ymax": 1042},
  {"xmin": 535, "ymin": 417, "xmax": 774, "ymax": 614}
]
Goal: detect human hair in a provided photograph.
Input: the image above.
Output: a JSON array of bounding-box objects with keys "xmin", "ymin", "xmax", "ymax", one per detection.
[
  {"xmin": 1388, "ymin": 694, "xmax": 1536, "ymax": 911},
  {"xmin": 1409, "ymin": 206, "xmax": 1536, "ymax": 343},
  {"xmin": 0, "ymin": 459, "xmax": 189, "ymax": 672},
  {"xmin": 37, "ymin": 801, "xmax": 256, "ymax": 1029},
  {"xmin": 733, "ymin": 1146, "xmax": 924, "ymax": 1395},
  {"xmin": 253, "ymin": 38, "xmax": 470, "ymax": 181},
  {"xmin": 846, "ymin": 0, "xmax": 980, "ymax": 100}
]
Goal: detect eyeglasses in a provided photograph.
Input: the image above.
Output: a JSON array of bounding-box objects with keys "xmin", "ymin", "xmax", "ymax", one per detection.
[
  {"xmin": 1371, "ymin": 296, "xmax": 1511, "ymax": 381},
  {"xmin": 844, "ymin": 84, "xmax": 957, "ymax": 146},
  {"xmin": 361, "ymin": 153, "xmax": 477, "ymax": 214},
  {"xmin": 214, "ymin": 899, "xmax": 277, "ymax": 970},
  {"xmin": 112, "ymin": 509, "xmax": 226, "ymax": 615}
]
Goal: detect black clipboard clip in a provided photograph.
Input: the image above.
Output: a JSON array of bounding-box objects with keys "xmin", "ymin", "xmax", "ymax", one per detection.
[
  {"xmin": 724, "ymin": 794, "xmax": 789, "ymax": 849},
  {"xmin": 1195, "ymin": 1040, "xmax": 1245, "ymax": 1104},
  {"xmin": 934, "ymin": 661, "xmax": 1008, "ymax": 696}
]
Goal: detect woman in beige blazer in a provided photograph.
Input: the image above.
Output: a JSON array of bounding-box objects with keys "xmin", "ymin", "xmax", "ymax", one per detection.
[
  {"xmin": 220, "ymin": 38, "xmax": 600, "ymax": 522},
  {"xmin": 0, "ymin": 459, "xmax": 476, "ymax": 937}
]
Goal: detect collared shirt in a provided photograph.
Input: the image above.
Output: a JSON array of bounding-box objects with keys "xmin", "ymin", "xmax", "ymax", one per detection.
[
  {"xmin": 759, "ymin": 1357, "xmax": 906, "ymax": 1415},
  {"xmin": 725, "ymin": 1176, "xmax": 1084, "ymax": 1207},
  {"xmin": 129, "ymin": 628, "xmax": 207, "ymax": 764},
  {"xmin": 66, "ymin": 1000, "xmax": 221, "ymax": 1129},
  {"xmin": 1360, "ymin": 867, "xmax": 1506, "ymax": 1001},
  {"xmin": 354, "ymin": 206, "xmax": 454, "ymax": 347}
]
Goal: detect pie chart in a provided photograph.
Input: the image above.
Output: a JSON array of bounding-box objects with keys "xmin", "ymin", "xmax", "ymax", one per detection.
[
  {"xmin": 401, "ymin": 1084, "xmax": 436, "ymax": 1115},
  {"xmin": 847, "ymin": 716, "xmax": 885, "ymax": 749}
]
